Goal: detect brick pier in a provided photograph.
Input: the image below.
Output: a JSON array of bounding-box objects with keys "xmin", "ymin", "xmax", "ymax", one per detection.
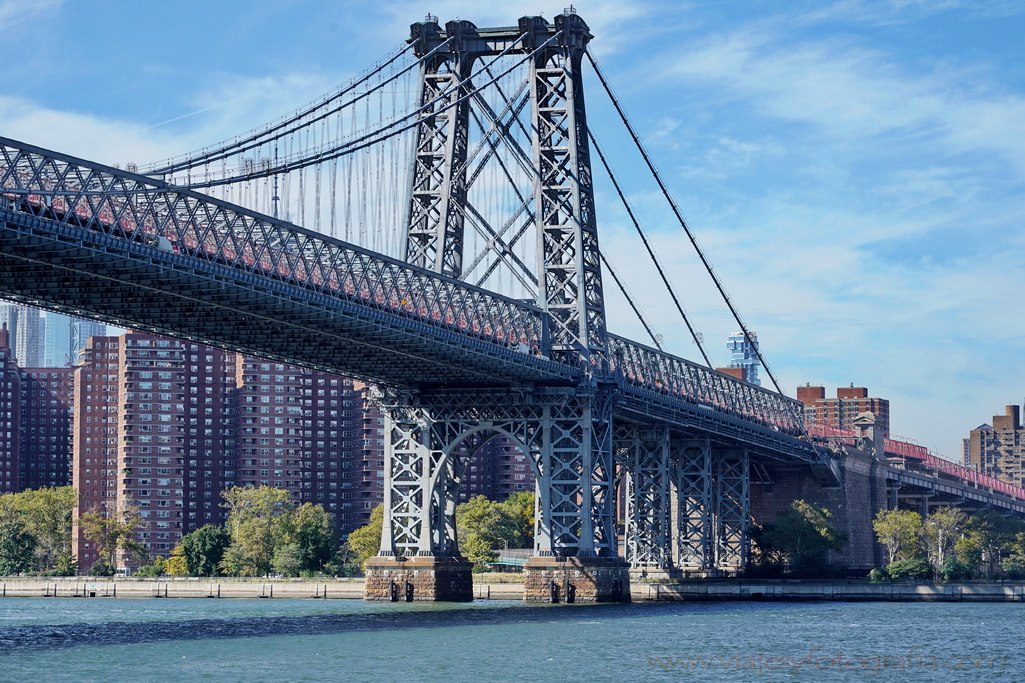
[{"xmin": 523, "ymin": 557, "xmax": 631, "ymax": 603}]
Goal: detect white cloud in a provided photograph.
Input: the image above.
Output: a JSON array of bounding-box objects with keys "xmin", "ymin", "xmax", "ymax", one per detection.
[{"xmin": 0, "ymin": 0, "xmax": 61, "ymax": 28}]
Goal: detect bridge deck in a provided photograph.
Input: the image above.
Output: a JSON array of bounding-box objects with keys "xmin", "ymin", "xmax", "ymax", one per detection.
[{"xmin": 0, "ymin": 137, "xmax": 818, "ymax": 460}]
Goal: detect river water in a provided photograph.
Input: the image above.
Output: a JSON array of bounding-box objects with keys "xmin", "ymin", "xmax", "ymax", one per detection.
[{"xmin": 0, "ymin": 597, "xmax": 1018, "ymax": 681}]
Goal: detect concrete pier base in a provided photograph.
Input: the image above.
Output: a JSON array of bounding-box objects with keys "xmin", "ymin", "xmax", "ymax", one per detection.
[
  {"xmin": 523, "ymin": 557, "xmax": 631, "ymax": 603},
  {"xmin": 364, "ymin": 556, "xmax": 473, "ymax": 601}
]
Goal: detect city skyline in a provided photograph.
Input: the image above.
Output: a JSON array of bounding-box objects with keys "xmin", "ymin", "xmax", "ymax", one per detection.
[{"xmin": 1, "ymin": 1, "xmax": 1022, "ymax": 457}]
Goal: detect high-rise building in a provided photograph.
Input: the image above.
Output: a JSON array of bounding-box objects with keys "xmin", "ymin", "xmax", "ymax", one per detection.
[
  {"xmin": 71, "ymin": 332, "xmax": 390, "ymax": 571},
  {"xmin": 42, "ymin": 312, "xmax": 72, "ymax": 367},
  {"xmin": 462, "ymin": 438, "xmax": 534, "ymax": 502},
  {"xmin": 797, "ymin": 384, "xmax": 891, "ymax": 439},
  {"xmin": 18, "ymin": 367, "xmax": 74, "ymax": 489},
  {"xmin": 346, "ymin": 382, "xmax": 385, "ymax": 534},
  {"xmin": 71, "ymin": 335, "xmax": 121, "ymax": 569},
  {"xmin": 0, "ymin": 326, "xmax": 22, "ymax": 492},
  {"xmin": 727, "ymin": 331, "xmax": 760, "ymax": 386},
  {"xmin": 967, "ymin": 406, "xmax": 1025, "ymax": 487},
  {"xmin": 72, "ymin": 319, "xmax": 107, "ymax": 362},
  {"xmin": 183, "ymin": 344, "xmax": 236, "ymax": 532},
  {"xmin": 14, "ymin": 305, "xmax": 43, "ymax": 368},
  {"xmin": 0, "ymin": 305, "xmax": 18, "ymax": 350}
]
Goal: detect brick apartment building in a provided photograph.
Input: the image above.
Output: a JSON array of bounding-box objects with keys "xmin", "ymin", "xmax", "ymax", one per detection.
[
  {"xmin": 0, "ymin": 326, "xmax": 22, "ymax": 492},
  {"xmin": 5, "ymin": 320, "xmax": 530, "ymax": 572},
  {"xmin": 966, "ymin": 405, "xmax": 1025, "ymax": 488},
  {"xmin": 18, "ymin": 367, "xmax": 74, "ymax": 489},
  {"xmin": 797, "ymin": 384, "xmax": 890, "ymax": 439}
]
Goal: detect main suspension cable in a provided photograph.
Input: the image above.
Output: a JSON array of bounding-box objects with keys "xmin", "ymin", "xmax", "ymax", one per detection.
[
  {"xmin": 589, "ymin": 128, "xmax": 710, "ymax": 367},
  {"xmin": 145, "ymin": 42, "xmax": 418, "ymax": 174},
  {"xmin": 586, "ymin": 49, "xmax": 785, "ymax": 396},
  {"xmin": 186, "ymin": 31, "xmax": 559, "ymax": 189}
]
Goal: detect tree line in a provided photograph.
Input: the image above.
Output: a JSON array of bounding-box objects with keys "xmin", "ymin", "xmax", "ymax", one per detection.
[
  {"xmin": 871, "ymin": 507, "xmax": 1025, "ymax": 582},
  {"xmin": 129, "ymin": 486, "xmax": 340, "ymax": 578},
  {"xmin": 0, "ymin": 485, "xmax": 536, "ymax": 578},
  {"xmin": 346, "ymin": 492, "xmax": 535, "ymax": 572}
]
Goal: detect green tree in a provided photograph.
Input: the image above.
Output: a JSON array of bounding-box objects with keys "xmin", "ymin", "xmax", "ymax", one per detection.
[
  {"xmin": 872, "ymin": 509, "xmax": 923, "ymax": 565},
  {"xmin": 135, "ymin": 557, "xmax": 166, "ymax": 577},
  {"xmin": 0, "ymin": 486, "xmax": 76, "ymax": 573},
  {"xmin": 345, "ymin": 504, "xmax": 383, "ymax": 572},
  {"xmin": 180, "ymin": 524, "xmax": 231, "ymax": 576},
  {"xmin": 78, "ymin": 506, "xmax": 145, "ymax": 573},
  {"xmin": 923, "ymin": 506, "xmax": 967, "ymax": 576},
  {"xmin": 164, "ymin": 544, "xmax": 188, "ymax": 577},
  {"xmin": 271, "ymin": 544, "xmax": 303, "ymax": 577},
  {"xmin": 0, "ymin": 518, "xmax": 37, "ymax": 575},
  {"xmin": 753, "ymin": 500, "xmax": 846, "ymax": 577},
  {"xmin": 499, "ymin": 491, "xmax": 534, "ymax": 548},
  {"xmin": 277, "ymin": 503, "xmax": 336, "ymax": 574},
  {"xmin": 221, "ymin": 486, "xmax": 294, "ymax": 576},
  {"xmin": 456, "ymin": 495, "xmax": 521, "ymax": 570},
  {"xmin": 959, "ymin": 511, "xmax": 1024, "ymax": 578}
]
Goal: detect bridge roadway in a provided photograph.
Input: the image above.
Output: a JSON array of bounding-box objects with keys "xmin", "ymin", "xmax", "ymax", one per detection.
[{"xmin": 0, "ymin": 137, "xmax": 816, "ymax": 463}]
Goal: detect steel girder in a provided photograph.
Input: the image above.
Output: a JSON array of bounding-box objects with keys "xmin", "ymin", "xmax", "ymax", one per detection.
[
  {"xmin": 714, "ymin": 449, "xmax": 750, "ymax": 571},
  {"xmin": 673, "ymin": 438, "xmax": 713, "ymax": 570},
  {"xmin": 526, "ymin": 14, "xmax": 609, "ymax": 371},
  {"xmin": 373, "ymin": 386, "xmax": 618, "ymax": 559},
  {"xmin": 404, "ymin": 20, "xmax": 477, "ymax": 277},
  {"xmin": 611, "ymin": 334, "xmax": 804, "ymax": 435},
  {"xmin": 617, "ymin": 425, "xmax": 672, "ymax": 569},
  {"xmin": 0, "ymin": 139, "xmax": 548, "ymax": 356}
]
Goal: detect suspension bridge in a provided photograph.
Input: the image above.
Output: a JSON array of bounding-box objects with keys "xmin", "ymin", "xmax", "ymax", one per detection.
[{"xmin": 1, "ymin": 11, "xmax": 1021, "ymax": 601}]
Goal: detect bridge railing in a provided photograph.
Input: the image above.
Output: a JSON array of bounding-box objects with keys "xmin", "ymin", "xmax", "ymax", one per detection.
[
  {"xmin": 0, "ymin": 138, "xmax": 546, "ymax": 350},
  {"xmin": 608, "ymin": 334, "xmax": 805, "ymax": 434},
  {"xmin": 809, "ymin": 422, "xmax": 1025, "ymax": 502}
]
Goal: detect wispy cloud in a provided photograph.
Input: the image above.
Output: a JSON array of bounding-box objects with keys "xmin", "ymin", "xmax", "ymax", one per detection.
[{"xmin": 0, "ymin": 0, "xmax": 61, "ymax": 28}]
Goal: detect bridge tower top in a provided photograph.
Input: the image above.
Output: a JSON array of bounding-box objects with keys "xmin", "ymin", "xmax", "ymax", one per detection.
[{"xmin": 403, "ymin": 12, "xmax": 608, "ymax": 374}]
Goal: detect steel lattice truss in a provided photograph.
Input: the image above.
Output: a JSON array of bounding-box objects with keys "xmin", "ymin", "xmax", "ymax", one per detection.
[
  {"xmin": 0, "ymin": 138, "xmax": 584, "ymax": 388},
  {"xmin": 404, "ymin": 22, "xmax": 474, "ymax": 277},
  {"xmin": 370, "ymin": 387, "xmax": 618, "ymax": 558},
  {"xmin": 674, "ymin": 439, "xmax": 713, "ymax": 570},
  {"xmin": 617, "ymin": 426, "xmax": 671, "ymax": 569},
  {"xmin": 714, "ymin": 452, "xmax": 750, "ymax": 570}
]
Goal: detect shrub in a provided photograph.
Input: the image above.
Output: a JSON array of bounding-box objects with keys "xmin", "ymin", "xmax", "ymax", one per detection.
[
  {"xmin": 886, "ymin": 557, "xmax": 932, "ymax": 581},
  {"xmin": 868, "ymin": 567, "xmax": 889, "ymax": 583},
  {"xmin": 940, "ymin": 557, "xmax": 973, "ymax": 582}
]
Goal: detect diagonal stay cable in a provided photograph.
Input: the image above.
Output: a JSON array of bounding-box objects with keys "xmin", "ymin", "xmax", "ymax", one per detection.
[
  {"xmin": 589, "ymin": 128, "xmax": 710, "ymax": 367},
  {"xmin": 586, "ymin": 48, "xmax": 784, "ymax": 396},
  {"xmin": 599, "ymin": 251, "xmax": 663, "ymax": 351}
]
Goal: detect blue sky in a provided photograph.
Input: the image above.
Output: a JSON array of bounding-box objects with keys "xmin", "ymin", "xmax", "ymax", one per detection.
[{"xmin": 2, "ymin": 0, "xmax": 1023, "ymax": 459}]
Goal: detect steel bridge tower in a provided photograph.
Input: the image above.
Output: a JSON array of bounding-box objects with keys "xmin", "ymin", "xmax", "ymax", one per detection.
[{"xmin": 367, "ymin": 11, "xmax": 750, "ymax": 602}]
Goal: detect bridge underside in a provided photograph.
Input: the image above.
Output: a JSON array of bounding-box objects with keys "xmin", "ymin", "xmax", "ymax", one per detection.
[{"xmin": 0, "ymin": 211, "xmax": 578, "ymax": 389}]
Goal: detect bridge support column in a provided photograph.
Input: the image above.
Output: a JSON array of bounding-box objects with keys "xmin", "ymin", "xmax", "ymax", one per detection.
[
  {"xmin": 365, "ymin": 394, "xmax": 471, "ymax": 601},
  {"xmin": 524, "ymin": 388, "xmax": 629, "ymax": 602},
  {"xmin": 713, "ymin": 449, "xmax": 750, "ymax": 574},
  {"xmin": 672, "ymin": 439, "xmax": 712, "ymax": 574},
  {"xmin": 616, "ymin": 426, "xmax": 672, "ymax": 578}
]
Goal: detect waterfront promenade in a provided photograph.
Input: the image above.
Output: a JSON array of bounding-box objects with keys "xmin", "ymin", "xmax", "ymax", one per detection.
[{"xmin": 3, "ymin": 577, "xmax": 1025, "ymax": 602}]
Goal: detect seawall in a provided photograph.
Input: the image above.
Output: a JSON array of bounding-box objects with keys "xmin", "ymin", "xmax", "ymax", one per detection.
[
  {"xmin": 0, "ymin": 576, "xmax": 523, "ymax": 600},
  {"xmin": 3, "ymin": 578, "xmax": 1024, "ymax": 602},
  {"xmin": 637, "ymin": 581, "xmax": 1025, "ymax": 602}
]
